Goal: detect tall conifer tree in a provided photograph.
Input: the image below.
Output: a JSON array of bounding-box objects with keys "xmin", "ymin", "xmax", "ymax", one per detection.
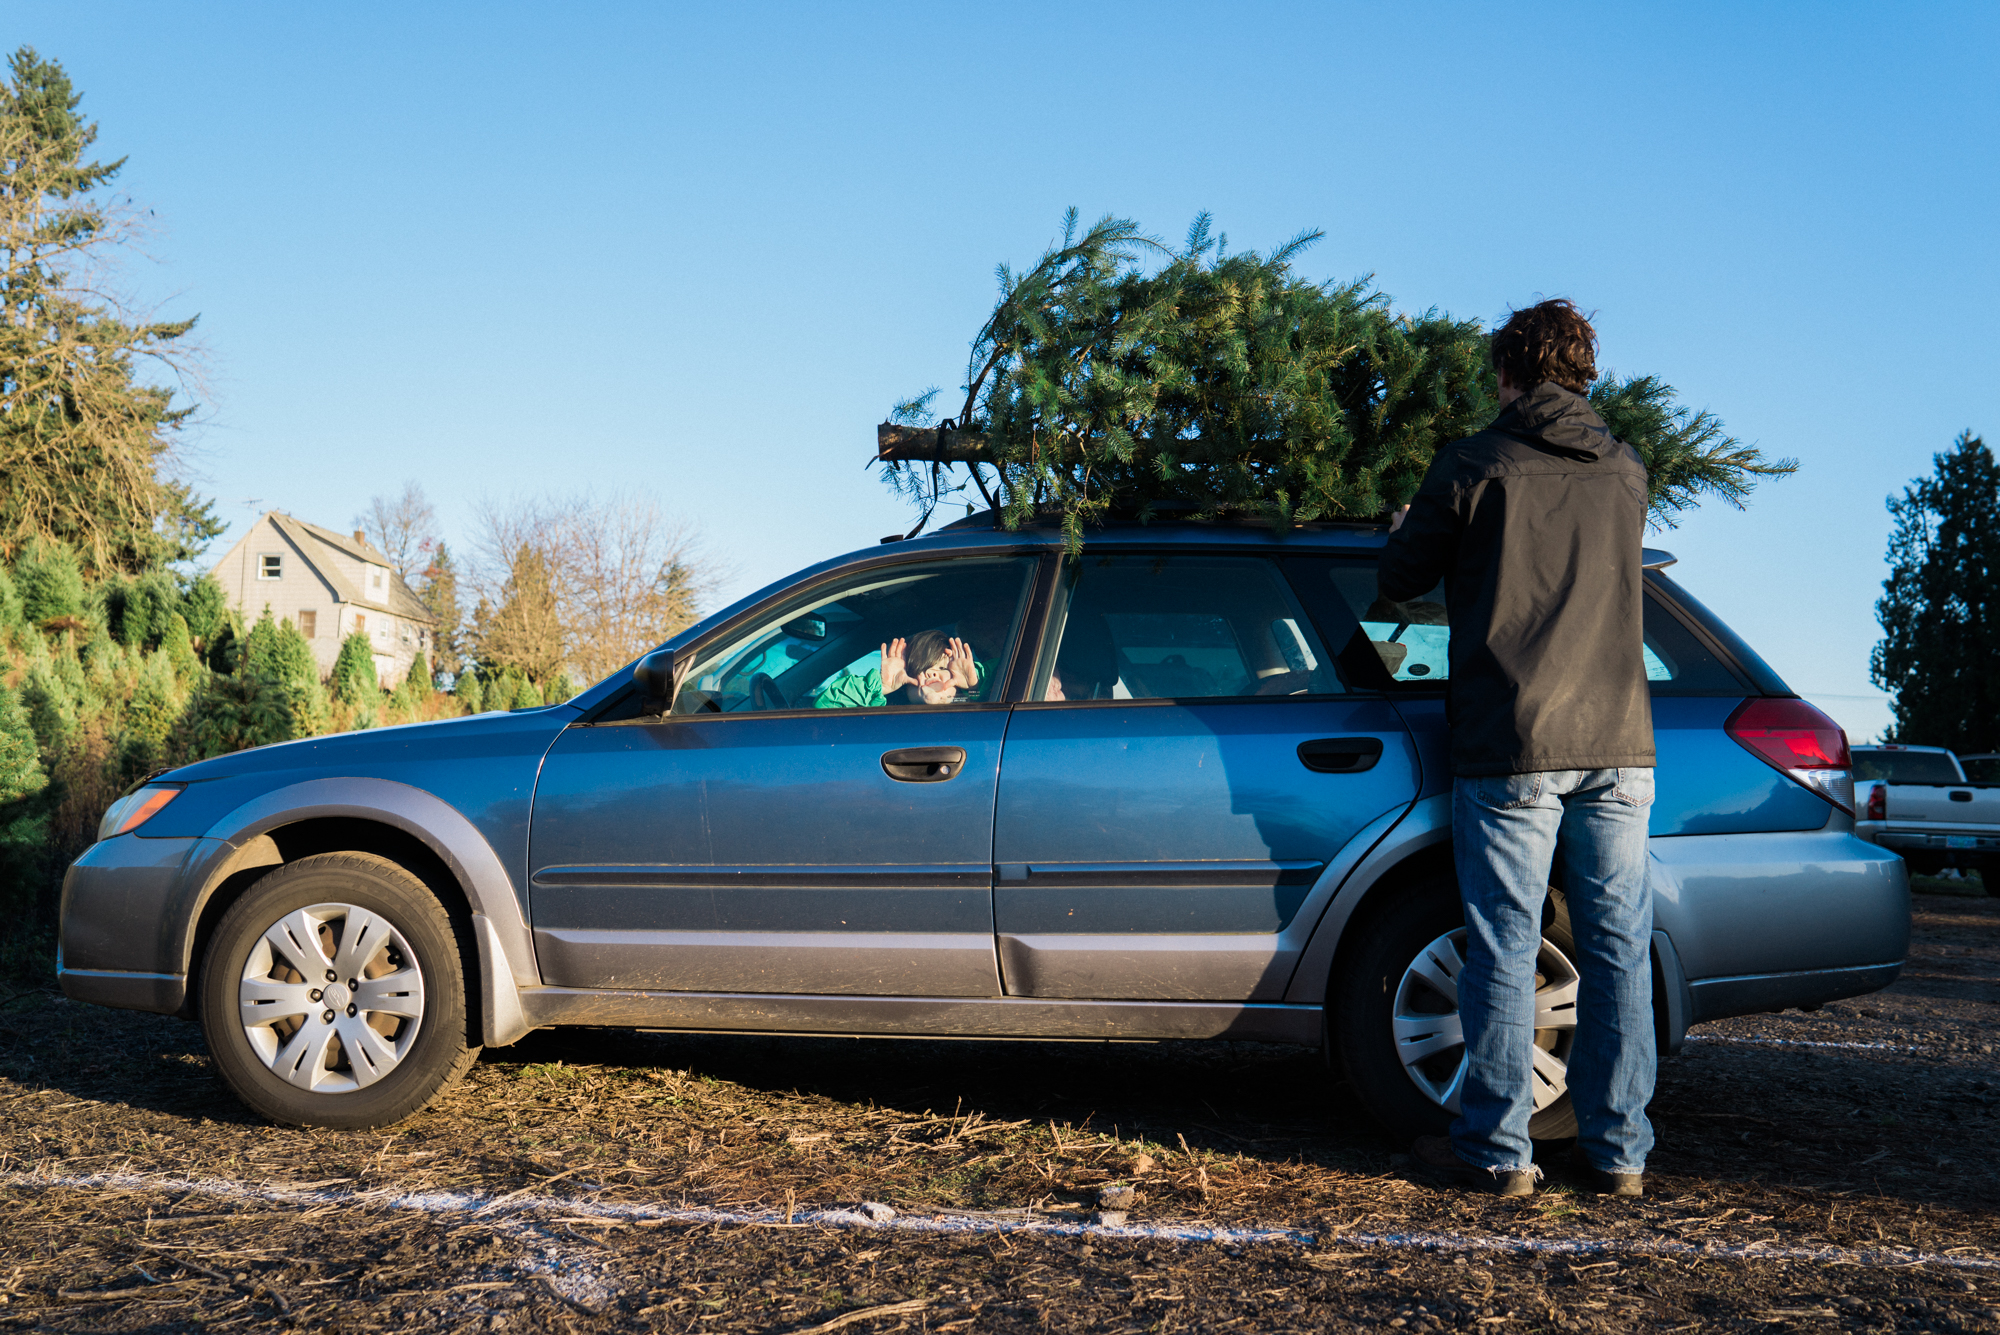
[{"xmin": 1872, "ymin": 432, "xmax": 2000, "ymax": 753}]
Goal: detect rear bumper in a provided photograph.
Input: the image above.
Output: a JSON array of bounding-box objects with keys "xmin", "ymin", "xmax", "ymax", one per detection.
[
  {"xmin": 1857, "ymin": 822, "xmax": 2000, "ymax": 855},
  {"xmin": 1650, "ymin": 828, "xmax": 1909, "ymax": 1023},
  {"xmin": 1689, "ymin": 960, "xmax": 1902, "ymax": 1024}
]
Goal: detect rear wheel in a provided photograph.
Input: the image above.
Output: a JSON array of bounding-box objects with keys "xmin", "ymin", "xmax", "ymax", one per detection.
[
  {"xmin": 1333, "ymin": 874, "xmax": 1581, "ymax": 1141},
  {"xmin": 199, "ymin": 852, "xmax": 478, "ymax": 1129}
]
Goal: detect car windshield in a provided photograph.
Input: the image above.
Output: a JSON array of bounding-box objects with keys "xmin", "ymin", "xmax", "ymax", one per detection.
[{"xmin": 1853, "ymin": 750, "xmax": 1963, "ymax": 784}]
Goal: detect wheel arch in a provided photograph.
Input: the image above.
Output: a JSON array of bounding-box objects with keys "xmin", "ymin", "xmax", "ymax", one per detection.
[
  {"xmin": 1288, "ymin": 792, "xmax": 1691, "ymax": 1056},
  {"xmin": 174, "ymin": 777, "xmax": 537, "ymax": 1048}
]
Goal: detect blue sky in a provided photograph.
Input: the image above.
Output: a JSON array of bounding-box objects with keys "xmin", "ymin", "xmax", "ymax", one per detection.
[{"xmin": 13, "ymin": 1, "xmax": 1996, "ymax": 740}]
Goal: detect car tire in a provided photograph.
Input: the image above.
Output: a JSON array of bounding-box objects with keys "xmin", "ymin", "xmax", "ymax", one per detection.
[
  {"xmin": 199, "ymin": 852, "xmax": 479, "ymax": 1130},
  {"xmin": 1332, "ymin": 873, "xmax": 1581, "ymax": 1142}
]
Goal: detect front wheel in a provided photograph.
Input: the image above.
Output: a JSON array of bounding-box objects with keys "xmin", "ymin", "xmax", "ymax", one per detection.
[
  {"xmin": 1332, "ymin": 874, "xmax": 1581, "ymax": 1141},
  {"xmin": 200, "ymin": 852, "xmax": 478, "ymax": 1129}
]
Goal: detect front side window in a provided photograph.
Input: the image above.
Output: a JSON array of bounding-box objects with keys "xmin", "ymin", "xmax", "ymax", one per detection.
[
  {"xmin": 1296, "ymin": 558, "xmax": 1747, "ymax": 694},
  {"xmin": 674, "ymin": 556, "xmax": 1038, "ymax": 715},
  {"xmin": 1032, "ymin": 554, "xmax": 1338, "ymax": 701}
]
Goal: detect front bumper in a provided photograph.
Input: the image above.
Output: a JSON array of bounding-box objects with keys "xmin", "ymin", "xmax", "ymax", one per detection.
[{"xmin": 57, "ymin": 835, "xmax": 203, "ymax": 1014}]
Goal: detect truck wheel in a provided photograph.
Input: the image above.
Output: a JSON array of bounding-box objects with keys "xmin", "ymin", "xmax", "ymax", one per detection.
[
  {"xmin": 199, "ymin": 852, "xmax": 479, "ymax": 1130},
  {"xmin": 1332, "ymin": 874, "xmax": 1581, "ymax": 1141}
]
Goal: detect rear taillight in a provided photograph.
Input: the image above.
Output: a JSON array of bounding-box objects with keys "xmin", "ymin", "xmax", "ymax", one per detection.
[
  {"xmin": 1725, "ymin": 697, "xmax": 1854, "ymax": 813},
  {"xmin": 1864, "ymin": 781, "xmax": 1886, "ymax": 821}
]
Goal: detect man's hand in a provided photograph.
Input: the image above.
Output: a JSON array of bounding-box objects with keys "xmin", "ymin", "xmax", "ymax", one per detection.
[
  {"xmin": 879, "ymin": 638, "xmax": 909, "ymax": 692},
  {"xmin": 1389, "ymin": 504, "xmax": 1410, "ymax": 533}
]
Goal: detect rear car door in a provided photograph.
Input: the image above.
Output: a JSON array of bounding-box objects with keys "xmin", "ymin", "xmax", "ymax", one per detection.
[
  {"xmin": 529, "ymin": 553, "xmax": 1041, "ymax": 996},
  {"xmin": 989, "ymin": 549, "xmax": 1421, "ymax": 1001}
]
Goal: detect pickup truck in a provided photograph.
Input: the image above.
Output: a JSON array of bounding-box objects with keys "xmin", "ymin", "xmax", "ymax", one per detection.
[{"xmin": 1853, "ymin": 744, "xmax": 2000, "ymax": 885}]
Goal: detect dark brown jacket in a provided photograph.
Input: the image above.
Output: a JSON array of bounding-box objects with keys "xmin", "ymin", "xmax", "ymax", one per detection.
[{"xmin": 1379, "ymin": 382, "xmax": 1655, "ymax": 777}]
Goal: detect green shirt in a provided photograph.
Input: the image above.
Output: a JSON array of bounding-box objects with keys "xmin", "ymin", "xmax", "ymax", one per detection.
[{"xmin": 812, "ymin": 658, "xmax": 995, "ymax": 710}]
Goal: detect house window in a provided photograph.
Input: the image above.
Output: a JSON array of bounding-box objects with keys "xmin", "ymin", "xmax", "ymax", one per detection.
[
  {"xmin": 298, "ymin": 610, "xmax": 317, "ymax": 638},
  {"xmin": 258, "ymin": 554, "xmax": 282, "ymax": 580},
  {"xmin": 399, "ymin": 624, "xmax": 411, "ymax": 644},
  {"xmin": 354, "ymin": 614, "xmax": 367, "ymax": 634}
]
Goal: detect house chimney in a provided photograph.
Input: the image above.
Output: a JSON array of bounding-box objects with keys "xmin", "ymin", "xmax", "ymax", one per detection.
[{"xmin": 353, "ymin": 530, "xmax": 367, "ymax": 546}]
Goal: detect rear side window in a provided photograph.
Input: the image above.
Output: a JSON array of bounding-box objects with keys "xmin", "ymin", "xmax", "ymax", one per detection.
[
  {"xmin": 1033, "ymin": 554, "xmax": 1340, "ymax": 701},
  {"xmin": 1854, "ymin": 750, "xmax": 1963, "ymax": 784},
  {"xmin": 1283, "ymin": 557, "xmax": 1749, "ymax": 694}
]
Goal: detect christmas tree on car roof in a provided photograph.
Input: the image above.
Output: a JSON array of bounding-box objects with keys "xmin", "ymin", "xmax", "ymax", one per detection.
[{"xmin": 877, "ymin": 211, "xmax": 1796, "ymax": 552}]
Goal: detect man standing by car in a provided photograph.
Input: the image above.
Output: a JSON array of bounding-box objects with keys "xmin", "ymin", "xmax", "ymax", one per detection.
[{"xmin": 1378, "ymin": 299, "xmax": 1656, "ymax": 1198}]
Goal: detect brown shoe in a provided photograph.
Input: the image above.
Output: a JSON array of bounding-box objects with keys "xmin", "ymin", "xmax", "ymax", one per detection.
[
  {"xmin": 1568, "ymin": 1145, "xmax": 1644, "ymax": 1197},
  {"xmin": 1412, "ymin": 1135, "xmax": 1537, "ymax": 1197}
]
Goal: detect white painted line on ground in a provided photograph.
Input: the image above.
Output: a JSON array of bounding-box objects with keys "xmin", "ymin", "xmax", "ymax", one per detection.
[
  {"xmin": 6, "ymin": 1168, "xmax": 1997, "ymax": 1276},
  {"xmin": 1687, "ymin": 1035, "xmax": 1926, "ymax": 1054}
]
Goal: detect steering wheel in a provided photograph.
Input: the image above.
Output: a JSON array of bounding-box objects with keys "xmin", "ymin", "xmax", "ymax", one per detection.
[{"xmin": 748, "ymin": 672, "xmax": 788, "ymax": 712}]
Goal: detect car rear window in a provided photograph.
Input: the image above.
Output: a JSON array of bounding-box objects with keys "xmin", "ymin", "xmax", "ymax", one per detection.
[
  {"xmin": 1854, "ymin": 750, "xmax": 1964, "ymax": 784},
  {"xmin": 1282, "ymin": 557, "xmax": 1749, "ymax": 694}
]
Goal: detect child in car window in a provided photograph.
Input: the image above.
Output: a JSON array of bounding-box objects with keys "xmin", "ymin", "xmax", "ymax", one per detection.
[{"xmin": 814, "ymin": 630, "xmax": 978, "ymax": 708}]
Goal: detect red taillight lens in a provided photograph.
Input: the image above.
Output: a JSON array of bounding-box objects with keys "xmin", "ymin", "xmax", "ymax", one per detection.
[
  {"xmin": 1864, "ymin": 782, "xmax": 1886, "ymax": 821},
  {"xmin": 1725, "ymin": 697, "xmax": 1854, "ymax": 813},
  {"xmin": 1726, "ymin": 697, "xmax": 1850, "ymax": 769}
]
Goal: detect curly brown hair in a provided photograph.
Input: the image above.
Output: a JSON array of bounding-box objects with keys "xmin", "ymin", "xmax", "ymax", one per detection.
[{"xmin": 1490, "ymin": 298, "xmax": 1598, "ymax": 395}]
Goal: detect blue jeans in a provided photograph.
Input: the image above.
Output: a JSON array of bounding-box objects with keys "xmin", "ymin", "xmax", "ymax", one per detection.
[{"xmin": 1451, "ymin": 768, "xmax": 1656, "ymax": 1174}]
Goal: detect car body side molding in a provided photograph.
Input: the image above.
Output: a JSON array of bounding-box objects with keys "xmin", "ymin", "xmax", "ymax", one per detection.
[{"xmin": 516, "ymin": 987, "xmax": 1324, "ymax": 1044}]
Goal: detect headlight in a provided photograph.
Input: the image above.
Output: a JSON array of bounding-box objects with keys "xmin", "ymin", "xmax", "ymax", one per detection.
[{"xmin": 97, "ymin": 783, "xmax": 185, "ymax": 840}]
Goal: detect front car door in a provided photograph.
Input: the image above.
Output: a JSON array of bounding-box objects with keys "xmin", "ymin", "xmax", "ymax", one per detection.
[
  {"xmin": 529, "ymin": 552, "xmax": 1042, "ymax": 996},
  {"xmin": 990, "ymin": 548, "xmax": 1422, "ymax": 1001}
]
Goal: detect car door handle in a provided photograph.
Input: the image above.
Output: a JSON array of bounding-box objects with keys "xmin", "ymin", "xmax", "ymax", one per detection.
[
  {"xmin": 1298, "ymin": 737, "xmax": 1385, "ymax": 773},
  {"xmin": 881, "ymin": 747, "xmax": 967, "ymax": 782}
]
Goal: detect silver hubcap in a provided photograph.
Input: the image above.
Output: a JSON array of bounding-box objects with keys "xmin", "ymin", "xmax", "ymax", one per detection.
[
  {"xmin": 1392, "ymin": 928, "xmax": 1580, "ymax": 1115},
  {"xmin": 238, "ymin": 903, "xmax": 426, "ymax": 1093}
]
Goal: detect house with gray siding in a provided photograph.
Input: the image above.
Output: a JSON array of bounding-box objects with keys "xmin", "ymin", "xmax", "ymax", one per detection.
[{"xmin": 210, "ymin": 512, "xmax": 439, "ymax": 689}]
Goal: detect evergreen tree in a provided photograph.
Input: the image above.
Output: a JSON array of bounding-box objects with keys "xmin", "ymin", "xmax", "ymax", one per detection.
[
  {"xmin": 886, "ymin": 211, "xmax": 1795, "ymax": 549},
  {"xmin": 544, "ymin": 671, "xmax": 574, "ymax": 703},
  {"xmin": 119, "ymin": 647, "xmax": 183, "ymax": 777},
  {"xmin": 408, "ymin": 651, "xmax": 433, "ymax": 694},
  {"xmin": 328, "ymin": 632, "xmax": 378, "ymax": 706},
  {"xmin": 418, "ymin": 541, "xmax": 462, "ymax": 677},
  {"xmin": 0, "ymin": 683, "xmax": 49, "ymax": 925},
  {"xmin": 452, "ymin": 668, "xmax": 483, "ymax": 715},
  {"xmin": 1871, "ymin": 431, "xmax": 2000, "ymax": 753},
  {"xmin": 470, "ymin": 547, "xmax": 565, "ymax": 685},
  {"xmin": 20, "ymin": 659, "xmax": 76, "ymax": 757},
  {"xmin": 238, "ymin": 607, "xmax": 282, "ymax": 677},
  {"xmin": 173, "ymin": 669, "xmax": 296, "ymax": 760},
  {"xmin": 0, "ymin": 48, "xmax": 215, "ymax": 574},
  {"xmin": 160, "ymin": 611, "xmax": 200, "ymax": 680},
  {"xmin": 490, "ymin": 666, "xmax": 526, "ymax": 713},
  {"xmin": 512, "ymin": 676, "xmax": 543, "ymax": 710},
  {"xmin": 0, "ymin": 560, "xmax": 22, "ymax": 631},
  {"xmin": 179, "ymin": 574, "xmax": 227, "ymax": 651},
  {"xmin": 14, "ymin": 534, "xmax": 83, "ymax": 625}
]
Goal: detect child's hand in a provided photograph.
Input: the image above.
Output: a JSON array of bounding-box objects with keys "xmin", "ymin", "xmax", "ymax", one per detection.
[
  {"xmin": 880, "ymin": 638, "xmax": 910, "ymax": 692},
  {"xmin": 947, "ymin": 637, "xmax": 979, "ymax": 690}
]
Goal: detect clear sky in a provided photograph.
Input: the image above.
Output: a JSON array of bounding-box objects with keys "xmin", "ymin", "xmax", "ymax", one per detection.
[{"xmin": 12, "ymin": 1, "xmax": 1996, "ymax": 740}]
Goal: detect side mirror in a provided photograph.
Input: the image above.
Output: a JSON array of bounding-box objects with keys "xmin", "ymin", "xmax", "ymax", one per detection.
[{"xmin": 633, "ymin": 648, "xmax": 678, "ymax": 710}]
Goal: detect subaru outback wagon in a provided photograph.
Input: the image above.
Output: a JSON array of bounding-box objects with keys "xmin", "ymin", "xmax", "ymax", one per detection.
[{"xmin": 61, "ymin": 517, "xmax": 1909, "ymax": 1133}]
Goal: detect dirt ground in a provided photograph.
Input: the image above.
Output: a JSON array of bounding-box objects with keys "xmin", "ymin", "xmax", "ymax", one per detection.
[{"xmin": 3, "ymin": 890, "xmax": 1998, "ymax": 1333}]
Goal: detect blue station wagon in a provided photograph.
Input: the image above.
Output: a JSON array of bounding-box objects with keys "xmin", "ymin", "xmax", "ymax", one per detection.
[{"xmin": 59, "ymin": 517, "xmax": 1910, "ymax": 1132}]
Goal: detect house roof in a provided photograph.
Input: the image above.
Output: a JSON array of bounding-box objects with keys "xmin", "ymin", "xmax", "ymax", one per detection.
[{"xmin": 264, "ymin": 512, "xmax": 439, "ymax": 626}]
